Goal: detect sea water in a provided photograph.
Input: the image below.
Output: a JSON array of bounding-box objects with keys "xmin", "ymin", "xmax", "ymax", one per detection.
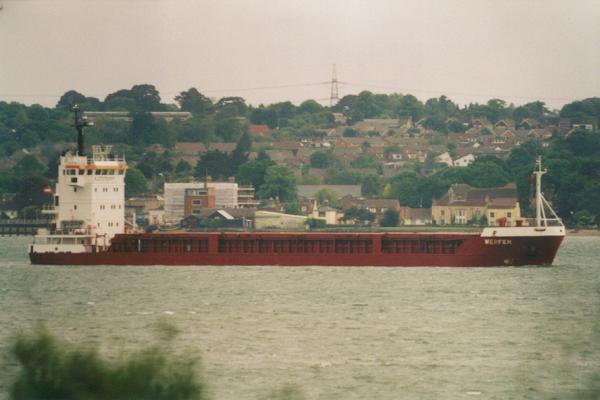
[{"xmin": 1, "ymin": 236, "xmax": 599, "ymax": 399}]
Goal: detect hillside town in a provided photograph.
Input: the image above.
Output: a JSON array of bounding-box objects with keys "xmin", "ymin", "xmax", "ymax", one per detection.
[{"xmin": 1, "ymin": 87, "xmax": 599, "ymax": 231}]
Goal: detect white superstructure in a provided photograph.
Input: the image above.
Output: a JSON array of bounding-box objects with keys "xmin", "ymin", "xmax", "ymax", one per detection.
[{"xmin": 32, "ymin": 145, "xmax": 127, "ymax": 253}]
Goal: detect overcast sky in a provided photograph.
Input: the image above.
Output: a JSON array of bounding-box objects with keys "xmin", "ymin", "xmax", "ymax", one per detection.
[{"xmin": 0, "ymin": 0, "xmax": 598, "ymax": 109}]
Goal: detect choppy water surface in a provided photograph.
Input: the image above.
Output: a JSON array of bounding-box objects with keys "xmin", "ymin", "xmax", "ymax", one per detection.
[{"xmin": 1, "ymin": 236, "xmax": 599, "ymax": 399}]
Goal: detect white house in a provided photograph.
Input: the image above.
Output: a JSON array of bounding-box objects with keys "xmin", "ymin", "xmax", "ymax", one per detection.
[
  {"xmin": 435, "ymin": 152, "xmax": 454, "ymax": 167},
  {"xmin": 454, "ymin": 154, "xmax": 475, "ymax": 167}
]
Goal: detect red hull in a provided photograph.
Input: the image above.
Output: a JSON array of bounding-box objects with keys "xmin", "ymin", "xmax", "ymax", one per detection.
[{"xmin": 30, "ymin": 232, "xmax": 564, "ymax": 267}]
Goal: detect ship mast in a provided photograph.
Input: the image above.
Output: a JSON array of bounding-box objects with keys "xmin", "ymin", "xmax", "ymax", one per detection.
[
  {"xmin": 534, "ymin": 156, "xmax": 546, "ymax": 227},
  {"xmin": 71, "ymin": 104, "xmax": 93, "ymax": 156},
  {"xmin": 533, "ymin": 157, "xmax": 563, "ymax": 228}
]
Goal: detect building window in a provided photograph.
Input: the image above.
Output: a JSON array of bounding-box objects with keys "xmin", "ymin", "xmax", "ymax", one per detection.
[
  {"xmin": 441, "ymin": 210, "xmax": 445, "ymax": 216},
  {"xmin": 74, "ymin": 205, "xmax": 77, "ymax": 210},
  {"xmin": 78, "ymin": 169, "xmax": 84, "ymax": 175},
  {"xmin": 490, "ymin": 212, "xmax": 495, "ymax": 218},
  {"xmin": 507, "ymin": 212, "xmax": 512, "ymax": 218},
  {"xmin": 87, "ymin": 170, "xmax": 92, "ymax": 175},
  {"xmin": 73, "ymin": 187, "xmax": 77, "ymax": 192}
]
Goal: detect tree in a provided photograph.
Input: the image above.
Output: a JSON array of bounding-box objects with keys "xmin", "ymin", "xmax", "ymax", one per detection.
[
  {"xmin": 56, "ymin": 90, "xmax": 85, "ymax": 109},
  {"xmin": 215, "ymin": 97, "xmax": 247, "ymax": 116},
  {"xmin": 341, "ymin": 207, "xmax": 375, "ymax": 224},
  {"xmin": 513, "ymin": 101, "xmax": 549, "ymax": 121},
  {"xmin": 314, "ymin": 188, "xmax": 339, "ymax": 207},
  {"xmin": 14, "ymin": 175, "xmax": 51, "ymax": 210},
  {"xmin": 194, "ymin": 150, "xmax": 231, "ymax": 180},
  {"xmin": 236, "ymin": 158, "xmax": 275, "ymax": 192},
  {"xmin": 124, "ymin": 168, "xmax": 148, "ymax": 198},
  {"xmin": 130, "ymin": 84, "xmax": 163, "ymax": 111},
  {"xmin": 56, "ymin": 90, "xmax": 102, "ymax": 110},
  {"xmin": 175, "ymin": 160, "xmax": 192, "ymax": 175},
  {"xmin": 310, "ymin": 150, "xmax": 337, "ymax": 168},
  {"xmin": 130, "ymin": 112, "xmax": 159, "ymax": 145},
  {"xmin": 215, "ymin": 117, "xmax": 245, "ymax": 142},
  {"xmin": 175, "ymin": 88, "xmax": 213, "ymax": 115},
  {"xmin": 361, "ymin": 174, "xmax": 381, "ymax": 197},
  {"xmin": 230, "ymin": 132, "xmax": 252, "ymax": 174},
  {"xmin": 380, "ymin": 208, "xmax": 400, "ymax": 227},
  {"xmin": 297, "ymin": 100, "xmax": 323, "ymax": 114},
  {"xmin": 258, "ymin": 165, "xmax": 297, "ymax": 201},
  {"xmin": 342, "ymin": 128, "xmax": 359, "ymax": 137}
]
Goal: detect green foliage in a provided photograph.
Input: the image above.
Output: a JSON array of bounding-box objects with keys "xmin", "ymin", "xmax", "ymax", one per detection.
[
  {"xmin": 361, "ymin": 174, "xmax": 381, "ymax": 197},
  {"xmin": 386, "ymin": 156, "xmax": 510, "ymax": 208},
  {"xmin": 174, "ymin": 88, "xmax": 213, "ymax": 115},
  {"xmin": 560, "ymin": 97, "xmax": 600, "ymax": 124},
  {"xmin": 421, "ymin": 116, "xmax": 447, "ymax": 133},
  {"xmin": 351, "ymin": 154, "xmax": 379, "ymax": 169},
  {"xmin": 283, "ymin": 201, "xmax": 301, "ymax": 215},
  {"xmin": 342, "ymin": 128, "xmax": 359, "ymax": 137},
  {"xmin": 447, "ymin": 120, "xmax": 466, "ymax": 133},
  {"xmin": 236, "ymin": 158, "xmax": 275, "ymax": 193},
  {"xmin": 314, "ymin": 188, "xmax": 339, "ymax": 207},
  {"xmin": 513, "ymin": 101, "xmax": 548, "ymax": 121},
  {"xmin": 194, "ymin": 150, "xmax": 231, "ymax": 180},
  {"xmin": 125, "ymin": 168, "xmax": 148, "ymax": 198},
  {"xmin": 380, "ymin": 208, "xmax": 400, "ymax": 227},
  {"xmin": 10, "ymin": 326, "xmax": 205, "ymax": 400},
  {"xmin": 258, "ymin": 165, "xmax": 297, "ymax": 201},
  {"xmin": 306, "ymin": 218, "xmax": 326, "ymax": 229},
  {"xmin": 341, "ymin": 207, "xmax": 375, "ymax": 224},
  {"xmin": 310, "ymin": 150, "xmax": 338, "ymax": 169}
]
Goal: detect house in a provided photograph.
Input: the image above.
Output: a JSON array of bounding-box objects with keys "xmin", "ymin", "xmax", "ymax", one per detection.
[
  {"xmin": 125, "ymin": 195, "xmax": 165, "ymax": 226},
  {"xmin": 173, "ymin": 142, "xmax": 207, "ymax": 155},
  {"xmin": 435, "ymin": 152, "xmax": 454, "ymax": 167},
  {"xmin": 363, "ymin": 199, "xmax": 401, "ymax": 224},
  {"xmin": 471, "ymin": 117, "xmax": 493, "ymax": 129},
  {"xmin": 207, "ymin": 143, "xmax": 237, "ymax": 154},
  {"xmin": 352, "ymin": 118, "xmax": 400, "ymax": 134},
  {"xmin": 248, "ymin": 124, "xmax": 272, "ymax": 138},
  {"xmin": 180, "ymin": 208, "xmax": 255, "ymax": 229},
  {"xmin": 572, "ymin": 123, "xmax": 594, "ymax": 131},
  {"xmin": 297, "ymin": 185, "xmax": 361, "ymax": 200},
  {"xmin": 399, "ymin": 207, "xmax": 432, "ymax": 225},
  {"xmin": 310, "ymin": 202, "xmax": 343, "ymax": 225},
  {"xmin": 184, "ymin": 187, "xmax": 216, "ymax": 216},
  {"xmin": 84, "ymin": 111, "xmax": 192, "ymax": 122},
  {"xmin": 432, "ymin": 183, "xmax": 520, "ymax": 226},
  {"xmin": 494, "ymin": 119, "xmax": 515, "ymax": 130},
  {"xmin": 486, "ymin": 198, "xmax": 521, "ymax": 227},
  {"xmin": 518, "ymin": 118, "xmax": 541, "ymax": 130},
  {"xmin": 453, "ymin": 154, "xmax": 475, "ymax": 167}
]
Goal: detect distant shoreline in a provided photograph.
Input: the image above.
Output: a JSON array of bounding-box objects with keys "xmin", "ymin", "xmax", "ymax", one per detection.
[{"xmin": 567, "ymin": 229, "xmax": 600, "ymax": 237}]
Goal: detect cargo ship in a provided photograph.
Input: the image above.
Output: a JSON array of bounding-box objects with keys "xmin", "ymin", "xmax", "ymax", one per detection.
[{"xmin": 29, "ymin": 107, "xmax": 565, "ymax": 267}]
